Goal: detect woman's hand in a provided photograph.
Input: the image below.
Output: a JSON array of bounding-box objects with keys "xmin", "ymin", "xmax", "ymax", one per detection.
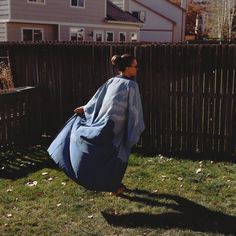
[{"xmin": 74, "ymin": 106, "xmax": 84, "ymax": 116}]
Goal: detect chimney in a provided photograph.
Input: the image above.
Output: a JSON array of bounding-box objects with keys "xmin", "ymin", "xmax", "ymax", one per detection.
[{"xmin": 181, "ymin": 0, "xmax": 188, "ymax": 10}]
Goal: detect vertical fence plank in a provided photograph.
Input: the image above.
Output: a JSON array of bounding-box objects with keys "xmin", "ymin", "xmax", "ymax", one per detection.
[
  {"xmin": 226, "ymin": 45, "xmax": 235, "ymax": 154},
  {"xmin": 231, "ymin": 45, "xmax": 236, "ymax": 153},
  {"xmin": 220, "ymin": 45, "xmax": 229, "ymax": 153}
]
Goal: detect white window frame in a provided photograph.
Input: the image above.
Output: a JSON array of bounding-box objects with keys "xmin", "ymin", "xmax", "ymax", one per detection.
[
  {"xmin": 94, "ymin": 30, "xmax": 104, "ymax": 42},
  {"xmin": 69, "ymin": 27, "xmax": 85, "ymax": 41},
  {"xmin": 70, "ymin": 0, "xmax": 85, "ymax": 8},
  {"xmin": 131, "ymin": 32, "xmax": 138, "ymax": 42},
  {"xmin": 21, "ymin": 28, "xmax": 44, "ymax": 41},
  {"xmin": 27, "ymin": 0, "xmax": 45, "ymax": 5},
  {"xmin": 105, "ymin": 31, "xmax": 114, "ymax": 42},
  {"xmin": 119, "ymin": 32, "xmax": 126, "ymax": 42},
  {"xmin": 132, "ymin": 10, "xmax": 146, "ymax": 22}
]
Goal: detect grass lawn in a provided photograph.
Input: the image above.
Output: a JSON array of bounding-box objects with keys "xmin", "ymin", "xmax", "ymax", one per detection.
[{"xmin": 0, "ymin": 146, "xmax": 236, "ymax": 236}]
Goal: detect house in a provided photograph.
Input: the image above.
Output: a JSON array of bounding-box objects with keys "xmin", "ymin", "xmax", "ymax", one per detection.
[
  {"xmin": 110, "ymin": 0, "xmax": 188, "ymax": 42},
  {"xmin": 0, "ymin": 0, "xmax": 142, "ymax": 42}
]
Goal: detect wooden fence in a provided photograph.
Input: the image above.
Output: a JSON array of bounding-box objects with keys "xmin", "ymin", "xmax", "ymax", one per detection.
[
  {"xmin": 0, "ymin": 86, "xmax": 41, "ymax": 147},
  {"xmin": 0, "ymin": 42, "xmax": 236, "ymax": 156}
]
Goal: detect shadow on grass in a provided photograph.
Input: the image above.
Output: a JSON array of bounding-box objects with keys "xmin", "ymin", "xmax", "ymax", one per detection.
[
  {"xmin": 102, "ymin": 188, "xmax": 236, "ymax": 235},
  {"xmin": 0, "ymin": 145, "xmax": 56, "ymax": 179}
]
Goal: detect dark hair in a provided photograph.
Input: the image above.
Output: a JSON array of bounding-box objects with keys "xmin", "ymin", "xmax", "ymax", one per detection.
[{"xmin": 111, "ymin": 54, "xmax": 136, "ymax": 72}]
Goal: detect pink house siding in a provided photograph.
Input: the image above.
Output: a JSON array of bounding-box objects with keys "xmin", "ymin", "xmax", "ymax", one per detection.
[
  {"xmin": 127, "ymin": 0, "xmax": 186, "ymax": 42},
  {"xmin": 0, "ymin": 0, "xmax": 141, "ymax": 42},
  {"xmin": 0, "ymin": 0, "xmax": 9, "ymax": 20},
  {"xmin": 7, "ymin": 22, "xmax": 58, "ymax": 41},
  {"xmin": 10, "ymin": 0, "xmax": 106, "ymax": 24}
]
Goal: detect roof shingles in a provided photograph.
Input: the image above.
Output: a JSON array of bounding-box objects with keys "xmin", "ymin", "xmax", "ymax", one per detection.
[{"xmin": 106, "ymin": 0, "xmax": 142, "ymax": 23}]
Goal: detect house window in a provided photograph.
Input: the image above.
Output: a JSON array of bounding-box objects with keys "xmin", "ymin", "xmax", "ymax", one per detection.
[
  {"xmin": 71, "ymin": 0, "xmax": 85, "ymax": 8},
  {"xmin": 131, "ymin": 32, "xmax": 138, "ymax": 42},
  {"xmin": 132, "ymin": 11, "xmax": 146, "ymax": 22},
  {"xmin": 94, "ymin": 31, "xmax": 104, "ymax": 42},
  {"xmin": 28, "ymin": 0, "xmax": 45, "ymax": 4},
  {"xmin": 70, "ymin": 28, "xmax": 85, "ymax": 41},
  {"xmin": 106, "ymin": 31, "xmax": 114, "ymax": 42},
  {"xmin": 22, "ymin": 28, "xmax": 43, "ymax": 41},
  {"xmin": 119, "ymin": 32, "xmax": 126, "ymax": 42}
]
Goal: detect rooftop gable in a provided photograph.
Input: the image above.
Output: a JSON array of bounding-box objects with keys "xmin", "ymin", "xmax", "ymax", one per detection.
[
  {"xmin": 106, "ymin": 0, "xmax": 142, "ymax": 24},
  {"xmin": 165, "ymin": 0, "xmax": 186, "ymax": 11},
  {"xmin": 132, "ymin": 0, "xmax": 176, "ymax": 25}
]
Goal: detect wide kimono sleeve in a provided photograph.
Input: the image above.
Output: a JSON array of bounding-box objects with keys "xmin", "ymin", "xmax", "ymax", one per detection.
[
  {"xmin": 125, "ymin": 81, "xmax": 145, "ymax": 148},
  {"xmin": 83, "ymin": 83, "xmax": 107, "ymax": 125}
]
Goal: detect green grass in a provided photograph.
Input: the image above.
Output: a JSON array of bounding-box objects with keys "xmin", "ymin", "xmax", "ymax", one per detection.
[{"xmin": 0, "ymin": 146, "xmax": 236, "ymax": 236}]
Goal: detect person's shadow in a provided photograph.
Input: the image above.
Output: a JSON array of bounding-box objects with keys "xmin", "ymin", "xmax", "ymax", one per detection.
[{"xmin": 102, "ymin": 188, "xmax": 236, "ymax": 235}]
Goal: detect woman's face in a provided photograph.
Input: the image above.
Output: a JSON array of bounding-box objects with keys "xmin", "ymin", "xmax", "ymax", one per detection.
[{"xmin": 125, "ymin": 59, "xmax": 138, "ymax": 77}]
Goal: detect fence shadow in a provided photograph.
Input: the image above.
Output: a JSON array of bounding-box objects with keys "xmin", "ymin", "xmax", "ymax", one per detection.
[
  {"xmin": 0, "ymin": 145, "xmax": 56, "ymax": 179},
  {"xmin": 133, "ymin": 147, "xmax": 236, "ymax": 163},
  {"xmin": 102, "ymin": 188, "xmax": 236, "ymax": 235}
]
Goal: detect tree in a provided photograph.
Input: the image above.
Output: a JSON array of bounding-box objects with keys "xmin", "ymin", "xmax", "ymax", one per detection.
[
  {"xmin": 186, "ymin": 2, "xmax": 206, "ymax": 35},
  {"xmin": 205, "ymin": 0, "xmax": 236, "ymax": 39},
  {"xmin": 169, "ymin": 0, "xmax": 206, "ymax": 35}
]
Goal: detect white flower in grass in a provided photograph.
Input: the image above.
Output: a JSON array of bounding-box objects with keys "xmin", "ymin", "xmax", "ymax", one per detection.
[
  {"xmin": 26, "ymin": 181, "xmax": 38, "ymax": 187},
  {"xmin": 42, "ymin": 172, "xmax": 48, "ymax": 176},
  {"xmin": 196, "ymin": 168, "xmax": 202, "ymax": 174}
]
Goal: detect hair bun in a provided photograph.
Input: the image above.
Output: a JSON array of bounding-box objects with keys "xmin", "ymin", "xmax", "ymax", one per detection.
[{"xmin": 111, "ymin": 55, "xmax": 121, "ymax": 66}]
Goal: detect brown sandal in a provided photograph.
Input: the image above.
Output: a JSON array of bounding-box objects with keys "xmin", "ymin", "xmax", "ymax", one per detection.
[{"xmin": 112, "ymin": 184, "xmax": 126, "ymax": 196}]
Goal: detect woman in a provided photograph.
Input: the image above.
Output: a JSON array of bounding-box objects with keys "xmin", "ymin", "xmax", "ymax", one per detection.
[{"xmin": 47, "ymin": 54, "xmax": 145, "ymax": 195}]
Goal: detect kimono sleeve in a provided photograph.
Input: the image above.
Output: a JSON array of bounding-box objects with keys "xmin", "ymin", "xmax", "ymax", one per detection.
[
  {"xmin": 83, "ymin": 83, "xmax": 107, "ymax": 125},
  {"xmin": 126, "ymin": 81, "xmax": 145, "ymax": 148}
]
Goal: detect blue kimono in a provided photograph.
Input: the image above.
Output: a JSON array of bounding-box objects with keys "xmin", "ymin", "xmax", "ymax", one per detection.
[{"xmin": 47, "ymin": 76, "xmax": 145, "ymax": 192}]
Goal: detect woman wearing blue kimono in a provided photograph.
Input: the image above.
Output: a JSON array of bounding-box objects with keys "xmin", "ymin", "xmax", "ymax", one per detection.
[{"xmin": 47, "ymin": 54, "xmax": 145, "ymax": 195}]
